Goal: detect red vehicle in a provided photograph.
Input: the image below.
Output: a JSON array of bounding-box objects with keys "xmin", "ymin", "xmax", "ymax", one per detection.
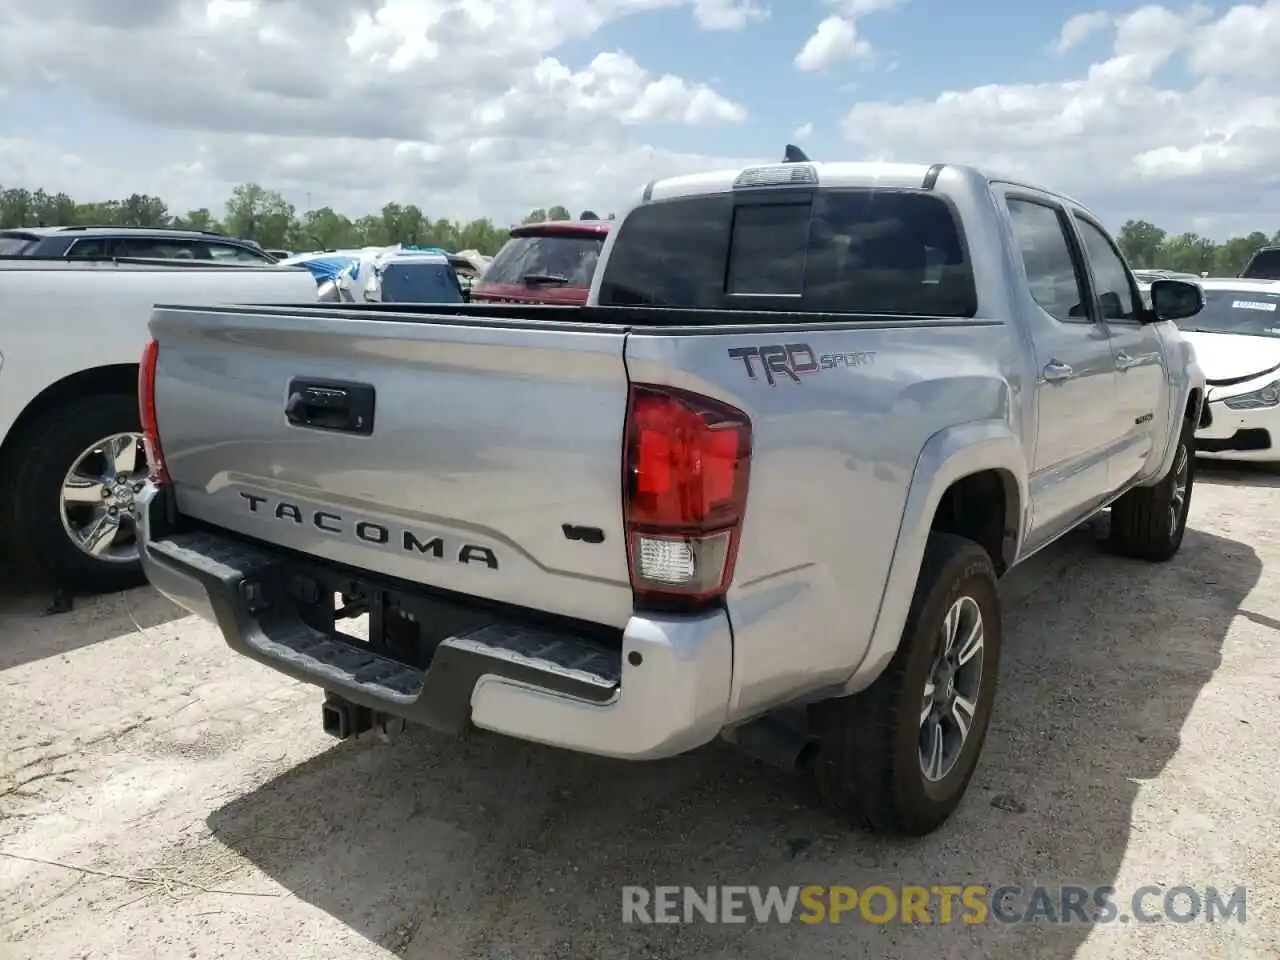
[{"xmin": 470, "ymin": 220, "xmax": 611, "ymax": 305}]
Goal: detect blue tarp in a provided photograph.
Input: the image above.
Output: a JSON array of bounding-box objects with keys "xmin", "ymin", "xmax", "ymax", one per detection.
[{"xmin": 280, "ymin": 253, "xmax": 362, "ymax": 283}]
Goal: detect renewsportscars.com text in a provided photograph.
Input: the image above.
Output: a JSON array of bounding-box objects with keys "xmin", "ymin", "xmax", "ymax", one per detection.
[{"xmin": 621, "ymin": 885, "xmax": 1247, "ymax": 925}]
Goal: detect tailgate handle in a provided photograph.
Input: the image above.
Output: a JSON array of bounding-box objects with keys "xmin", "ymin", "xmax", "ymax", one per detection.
[{"xmin": 285, "ymin": 379, "xmax": 375, "ymax": 435}]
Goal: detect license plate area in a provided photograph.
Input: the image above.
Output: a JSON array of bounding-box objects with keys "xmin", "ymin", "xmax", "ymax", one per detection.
[{"xmin": 281, "ymin": 561, "xmax": 494, "ymax": 672}]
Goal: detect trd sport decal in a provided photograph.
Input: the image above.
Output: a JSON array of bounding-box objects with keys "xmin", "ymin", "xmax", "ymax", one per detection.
[{"xmin": 727, "ymin": 344, "xmax": 876, "ymax": 386}]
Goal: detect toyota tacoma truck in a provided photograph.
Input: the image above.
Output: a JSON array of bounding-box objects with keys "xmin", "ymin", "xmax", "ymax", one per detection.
[{"xmin": 134, "ymin": 158, "xmax": 1207, "ymax": 836}]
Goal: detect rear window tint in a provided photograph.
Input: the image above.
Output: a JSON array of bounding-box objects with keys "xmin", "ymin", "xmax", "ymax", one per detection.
[
  {"xmin": 597, "ymin": 188, "xmax": 977, "ymax": 317},
  {"xmin": 1242, "ymin": 249, "xmax": 1280, "ymax": 280},
  {"xmin": 479, "ymin": 234, "xmax": 604, "ymax": 287}
]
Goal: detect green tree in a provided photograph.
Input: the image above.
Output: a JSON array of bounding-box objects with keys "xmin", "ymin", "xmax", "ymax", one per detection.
[
  {"xmin": 173, "ymin": 208, "xmax": 221, "ymax": 233},
  {"xmin": 223, "ymin": 183, "xmax": 294, "ymax": 247},
  {"xmin": 1214, "ymin": 232, "xmax": 1270, "ymax": 276},
  {"xmin": 118, "ymin": 193, "xmax": 170, "ymax": 227},
  {"xmin": 297, "ymin": 206, "xmax": 355, "ymax": 250},
  {"xmin": 0, "ymin": 188, "xmax": 36, "ymax": 227},
  {"xmin": 1117, "ymin": 219, "xmax": 1166, "ymax": 268},
  {"xmin": 21, "ymin": 179, "xmax": 1277, "ymax": 271},
  {"xmin": 1159, "ymin": 232, "xmax": 1218, "ymax": 275}
]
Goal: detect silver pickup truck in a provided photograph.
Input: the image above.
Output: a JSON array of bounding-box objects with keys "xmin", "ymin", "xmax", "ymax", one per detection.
[{"xmin": 135, "ymin": 159, "xmax": 1208, "ymax": 836}]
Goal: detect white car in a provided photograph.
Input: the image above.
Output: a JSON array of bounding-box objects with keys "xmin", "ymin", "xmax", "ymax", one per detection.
[
  {"xmin": 0, "ymin": 259, "xmax": 320, "ymax": 592},
  {"xmin": 1180, "ymin": 278, "xmax": 1280, "ymax": 462}
]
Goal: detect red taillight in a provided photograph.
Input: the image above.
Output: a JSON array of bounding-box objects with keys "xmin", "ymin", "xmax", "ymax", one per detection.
[
  {"xmin": 623, "ymin": 383, "xmax": 752, "ymax": 606},
  {"xmin": 139, "ymin": 338, "xmax": 170, "ymax": 485}
]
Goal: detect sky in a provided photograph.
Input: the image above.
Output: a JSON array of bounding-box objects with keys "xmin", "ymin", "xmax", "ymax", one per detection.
[{"xmin": 0, "ymin": 0, "xmax": 1276, "ymax": 240}]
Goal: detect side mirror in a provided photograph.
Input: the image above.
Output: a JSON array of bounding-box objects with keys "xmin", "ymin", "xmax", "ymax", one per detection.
[{"xmin": 1148, "ymin": 278, "xmax": 1204, "ymax": 322}]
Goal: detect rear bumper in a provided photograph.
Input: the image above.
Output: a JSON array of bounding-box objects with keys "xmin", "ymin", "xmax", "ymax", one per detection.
[{"xmin": 136, "ymin": 484, "xmax": 732, "ymax": 760}]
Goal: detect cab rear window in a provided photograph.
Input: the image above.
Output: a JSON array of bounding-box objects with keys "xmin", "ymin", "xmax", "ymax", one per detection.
[{"xmin": 596, "ymin": 188, "xmax": 977, "ymax": 317}]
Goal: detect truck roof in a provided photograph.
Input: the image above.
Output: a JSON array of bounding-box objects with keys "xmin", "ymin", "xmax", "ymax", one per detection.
[{"xmin": 639, "ymin": 160, "xmax": 1086, "ymax": 210}]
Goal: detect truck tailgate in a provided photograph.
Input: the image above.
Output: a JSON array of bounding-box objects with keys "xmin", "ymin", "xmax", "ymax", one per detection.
[{"xmin": 149, "ymin": 306, "xmax": 634, "ymax": 628}]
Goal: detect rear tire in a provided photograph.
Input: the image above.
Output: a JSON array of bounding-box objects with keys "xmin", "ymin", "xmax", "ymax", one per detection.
[
  {"xmin": 9, "ymin": 395, "xmax": 148, "ymax": 593},
  {"xmin": 1109, "ymin": 415, "xmax": 1195, "ymax": 562},
  {"xmin": 807, "ymin": 532, "xmax": 1002, "ymax": 836}
]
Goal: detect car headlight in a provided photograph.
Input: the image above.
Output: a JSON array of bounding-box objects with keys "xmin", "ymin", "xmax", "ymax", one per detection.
[{"xmin": 1223, "ymin": 380, "xmax": 1280, "ymax": 410}]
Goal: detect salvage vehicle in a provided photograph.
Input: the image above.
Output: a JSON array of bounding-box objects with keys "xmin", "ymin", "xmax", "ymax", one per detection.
[
  {"xmin": 469, "ymin": 219, "xmax": 610, "ymax": 305},
  {"xmin": 134, "ymin": 157, "xmax": 1207, "ymax": 836},
  {"xmin": 283, "ymin": 248, "xmax": 466, "ymax": 304},
  {"xmin": 0, "ymin": 257, "xmax": 319, "ymax": 592},
  {"xmin": 1178, "ymin": 278, "xmax": 1280, "ymax": 462},
  {"xmin": 0, "ymin": 225, "xmax": 277, "ymax": 263}
]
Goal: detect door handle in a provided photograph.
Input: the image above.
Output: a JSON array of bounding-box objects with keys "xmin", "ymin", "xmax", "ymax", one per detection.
[
  {"xmin": 1042, "ymin": 361, "xmax": 1074, "ymax": 383},
  {"xmin": 1115, "ymin": 351, "xmax": 1139, "ymax": 370},
  {"xmin": 285, "ymin": 378, "xmax": 376, "ymax": 435}
]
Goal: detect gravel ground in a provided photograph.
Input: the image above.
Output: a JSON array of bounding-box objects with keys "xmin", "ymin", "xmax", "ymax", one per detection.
[{"xmin": 2, "ymin": 462, "xmax": 1278, "ymax": 960}]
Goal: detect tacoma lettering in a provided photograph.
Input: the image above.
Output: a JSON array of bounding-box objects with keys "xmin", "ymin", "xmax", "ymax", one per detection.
[{"xmin": 238, "ymin": 492, "xmax": 498, "ymax": 569}]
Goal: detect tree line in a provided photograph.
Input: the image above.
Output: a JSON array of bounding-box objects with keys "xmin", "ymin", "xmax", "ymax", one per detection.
[
  {"xmin": 1115, "ymin": 220, "xmax": 1278, "ymax": 277},
  {"xmin": 0, "ymin": 182, "xmax": 1274, "ymax": 272},
  {"xmin": 0, "ymin": 183, "xmax": 614, "ymax": 256}
]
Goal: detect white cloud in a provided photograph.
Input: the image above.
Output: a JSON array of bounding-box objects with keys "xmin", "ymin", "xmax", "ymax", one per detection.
[
  {"xmin": 794, "ymin": 0, "xmax": 905, "ymax": 71},
  {"xmin": 0, "ymin": 0, "xmax": 1277, "ymax": 239},
  {"xmin": 796, "ymin": 16, "xmax": 865, "ymax": 71},
  {"xmin": 1053, "ymin": 10, "xmax": 1112, "ymax": 54},
  {"xmin": 838, "ymin": 0, "xmax": 1280, "ymax": 235},
  {"xmin": 692, "ymin": 0, "xmax": 769, "ymax": 29},
  {"xmin": 0, "ymin": 0, "xmax": 752, "ymax": 223}
]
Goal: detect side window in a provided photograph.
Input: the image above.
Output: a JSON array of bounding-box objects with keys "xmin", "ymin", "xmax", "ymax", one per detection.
[
  {"xmin": 114, "ymin": 237, "xmax": 212, "ymax": 260},
  {"xmin": 65, "ymin": 238, "xmax": 111, "ymax": 258},
  {"xmin": 1005, "ymin": 198, "xmax": 1088, "ymax": 322},
  {"xmin": 208, "ymin": 243, "xmax": 272, "ymax": 263},
  {"xmin": 1073, "ymin": 217, "xmax": 1139, "ymax": 321}
]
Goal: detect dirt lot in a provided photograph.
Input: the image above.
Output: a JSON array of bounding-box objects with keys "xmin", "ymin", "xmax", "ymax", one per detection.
[{"xmin": 2, "ymin": 464, "xmax": 1278, "ymax": 960}]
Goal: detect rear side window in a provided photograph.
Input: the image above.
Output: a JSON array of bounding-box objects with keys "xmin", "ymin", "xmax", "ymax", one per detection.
[
  {"xmin": 596, "ymin": 189, "xmax": 977, "ymax": 317},
  {"xmin": 66, "ymin": 238, "xmax": 112, "ymax": 258},
  {"xmin": 114, "ymin": 237, "xmax": 214, "ymax": 260},
  {"xmin": 480, "ymin": 234, "xmax": 604, "ymax": 288},
  {"xmin": 207, "ymin": 243, "xmax": 274, "ymax": 263},
  {"xmin": 0, "ymin": 234, "xmax": 36, "ymax": 255}
]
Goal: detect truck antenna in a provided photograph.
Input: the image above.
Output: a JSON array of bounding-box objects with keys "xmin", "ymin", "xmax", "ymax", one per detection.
[{"xmin": 783, "ymin": 144, "xmax": 810, "ymax": 163}]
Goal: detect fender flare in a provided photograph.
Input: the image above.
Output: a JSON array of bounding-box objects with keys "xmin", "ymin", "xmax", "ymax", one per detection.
[
  {"xmin": 839, "ymin": 419, "xmax": 1029, "ymax": 696},
  {"xmin": 1141, "ymin": 342, "xmax": 1205, "ymax": 486}
]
